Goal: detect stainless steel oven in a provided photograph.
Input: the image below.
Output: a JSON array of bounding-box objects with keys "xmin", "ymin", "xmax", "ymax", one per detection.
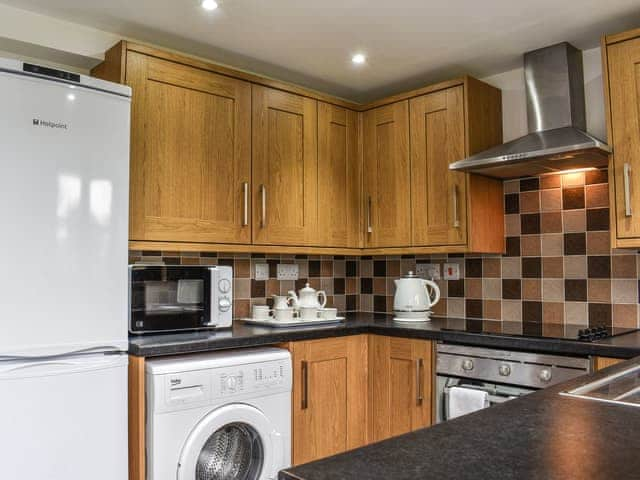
[
  {"xmin": 435, "ymin": 343, "xmax": 590, "ymax": 423},
  {"xmin": 129, "ymin": 265, "xmax": 233, "ymax": 334}
]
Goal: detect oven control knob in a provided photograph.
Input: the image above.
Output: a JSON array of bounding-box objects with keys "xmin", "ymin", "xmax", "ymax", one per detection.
[
  {"xmin": 461, "ymin": 359, "xmax": 474, "ymax": 371},
  {"xmin": 539, "ymin": 369, "xmax": 552, "ymax": 383},
  {"xmin": 218, "ymin": 297, "xmax": 231, "ymax": 312},
  {"xmin": 499, "ymin": 364, "xmax": 511, "ymax": 376},
  {"xmin": 218, "ymin": 278, "xmax": 231, "ymax": 294}
]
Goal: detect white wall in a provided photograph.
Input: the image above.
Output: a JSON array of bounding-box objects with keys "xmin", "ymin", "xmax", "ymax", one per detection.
[{"xmin": 481, "ymin": 46, "xmax": 607, "ymax": 142}]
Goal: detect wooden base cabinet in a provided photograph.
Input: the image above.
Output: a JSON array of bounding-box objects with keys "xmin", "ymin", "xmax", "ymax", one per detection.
[
  {"xmin": 368, "ymin": 336, "xmax": 433, "ymax": 443},
  {"xmin": 288, "ymin": 336, "xmax": 368, "ymax": 465}
]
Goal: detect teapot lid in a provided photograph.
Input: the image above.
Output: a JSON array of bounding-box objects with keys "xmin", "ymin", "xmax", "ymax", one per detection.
[
  {"xmin": 402, "ymin": 271, "xmax": 420, "ymax": 278},
  {"xmin": 300, "ymin": 282, "xmax": 315, "ymax": 293}
]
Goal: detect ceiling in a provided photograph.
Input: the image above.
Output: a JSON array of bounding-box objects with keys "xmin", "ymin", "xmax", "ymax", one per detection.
[{"xmin": 3, "ymin": 0, "xmax": 640, "ymax": 102}]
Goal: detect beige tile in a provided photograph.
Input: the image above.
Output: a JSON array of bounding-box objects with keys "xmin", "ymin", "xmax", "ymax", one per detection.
[
  {"xmin": 432, "ymin": 297, "xmax": 447, "ymax": 316},
  {"xmin": 541, "ymin": 234, "xmax": 563, "ymax": 257},
  {"xmin": 333, "ymin": 295, "xmax": 346, "ymax": 312},
  {"xmin": 501, "ymin": 257, "xmax": 521, "ymax": 278},
  {"xmin": 483, "ymin": 300, "xmax": 501, "ymax": 320},
  {"xmin": 501, "ymin": 300, "xmax": 522, "ymax": 322},
  {"xmin": 234, "ymin": 278, "xmax": 251, "ymax": 299},
  {"xmin": 360, "ymin": 259, "xmax": 373, "ymax": 277},
  {"xmin": 296, "ymin": 261, "xmax": 309, "ymax": 279},
  {"xmin": 562, "ymin": 209, "xmax": 586, "ymax": 233},
  {"xmin": 542, "ymin": 302, "xmax": 564, "ymax": 324},
  {"xmin": 565, "ymin": 302, "xmax": 588, "ymax": 325},
  {"xmin": 373, "ymin": 278, "xmax": 386, "ymax": 295},
  {"xmin": 586, "ymin": 231, "xmax": 611, "ymax": 255},
  {"xmin": 360, "ymin": 294, "xmax": 373, "ymax": 312},
  {"xmin": 613, "ymin": 304, "xmax": 638, "ymax": 328},
  {"xmin": 333, "ymin": 260, "xmax": 345, "ymax": 278},
  {"xmin": 447, "ymin": 298, "xmax": 465, "ymax": 317},
  {"xmin": 540, "ymin": 189, "xmax": 562, "ymax": 211},
  {"xmin": 504, "ymin": 179, "xmax": 520, "ymax": 193},
  {"xmin": 483, "ymin": 258, "xmax": 501, "ymax": 278},
  {"xmin": 521, "ymin": 235, "xmax": 541, "ymax": 256},
  {"xmin": 234, "ymin": 299, "xmax": 250, "ymax": 319},
  {"xmin": 542, "ymin": 279, "xmax": 563, "ymax": 302},
  {"xmin": 321, "ymin": 278, "xmax": 334, "ymax": 295},
  {"xmin": 542, "ymin": 257, "xmax": 564, "ymax": 278},
  {"xmin": 279, "ymin": 280, "xmax": 295, "ymax": 295},
  {"xmin": 588, "ymin": 279, "xmax": 611, "ymax": 303},
  {"xmin": 520, "ymin": 191, "xmax": 540, "ymax": 213},
  {"xmin": 564, "ymin": 256, "xmax": 587, "ymax": 279},
  {"xmin": 465, "ymin": 279, "xmax": 483, "ymax": 299},
  {"xmin": 541, "ymin": 212, "xmax": 563, "ymax": 233},
  {"xmin": 612, "ymin": 279, "xmax": 638, "ymax": 303},
  {"xmin": 585, "ymin": 183, "xmax": 609, "ymax": 208},
  {"xmin": 522, "ymin": 279, "xmax": 542, "ymax": 300},
  {"xmin": 505, "ymin": 214, "xmax": 521, "ymax": 236},
  {"xmin": 612, "ymin": 255, "xmax": 637, "ymax": 278},
  {"xmin": 561, "ymin": 171, "xmax": 585, "ymax": 187},
  {"xmin": 482, "ymin": 279, "xmax": 502, "ymax": 300}
]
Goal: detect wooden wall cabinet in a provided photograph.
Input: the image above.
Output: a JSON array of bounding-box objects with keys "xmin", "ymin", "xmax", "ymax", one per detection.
[
  {"xmin": 363, "ymin": 101, "xmax": 412, "ymax": 248},
  {"xmin": 288, "ymin": 336, "xmax": 368, "ymax": 465},
  {"xmin": 603, "ymin": 29, "xmax": 640, "ymax": 248},
  {"xmin": 368, "ymin": 336, "xmax": 433, "ymax": 443}
]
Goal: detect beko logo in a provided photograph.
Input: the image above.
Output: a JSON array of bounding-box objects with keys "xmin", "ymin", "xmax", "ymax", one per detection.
[
  {"xmin": 170, "ymin": 378, "xmax": 182, "ymax": 387},
  {"xmin": 32, "ymin": 118, "xmax": 68, "ymax": 130}
]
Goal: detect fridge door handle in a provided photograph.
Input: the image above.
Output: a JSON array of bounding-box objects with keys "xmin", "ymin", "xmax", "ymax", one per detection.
[{"xmin": 0, "ymin": 354, "xmax": 128, "ymax": 379}]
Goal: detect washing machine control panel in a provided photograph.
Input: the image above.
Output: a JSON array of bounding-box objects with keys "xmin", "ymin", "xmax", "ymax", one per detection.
[{"xmin": 216, "ymin": 360, "xmax": 290, "ymax": 397}]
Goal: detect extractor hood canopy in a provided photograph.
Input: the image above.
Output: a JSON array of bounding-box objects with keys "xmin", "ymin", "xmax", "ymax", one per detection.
[{"xmin": 450, "ymin": 42, "xmax": 610, "ymax": 179}]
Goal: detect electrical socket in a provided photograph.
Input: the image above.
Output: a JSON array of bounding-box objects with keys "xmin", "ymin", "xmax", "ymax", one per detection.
[
  {"xmin": 443, "ymin": 263, "xmax": 460, "ymax": 280},
  {"xmin": 254, "ymin": 263, "xmax": 269, "ymax": 281},
  {"xmin": 416, "ymin": 263, "xmax": 441, "ymax": 280},
  {"xmin": 277, "ymin": 264, "xmax": 299, "ymax": 280}
]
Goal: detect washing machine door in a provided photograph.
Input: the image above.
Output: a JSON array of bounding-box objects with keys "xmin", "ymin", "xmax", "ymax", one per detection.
[{"xmin": 178, "ymin": 403, "xmax": 284, "ymax": 480}]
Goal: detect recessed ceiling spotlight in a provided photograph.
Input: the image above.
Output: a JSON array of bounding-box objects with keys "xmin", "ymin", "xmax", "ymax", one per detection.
[
  {"xmin": 352, "ymin": 53, "xmax": 366, "ymax": 65},
  {"xmin": 201, "ymin": 0, "xmax": 218, "ymax": 11}
]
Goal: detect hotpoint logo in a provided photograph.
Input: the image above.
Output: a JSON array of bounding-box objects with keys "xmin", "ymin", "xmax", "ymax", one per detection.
[{"xmin": 32, "ymin": 118, "xmax": 69, "ymax": 130}]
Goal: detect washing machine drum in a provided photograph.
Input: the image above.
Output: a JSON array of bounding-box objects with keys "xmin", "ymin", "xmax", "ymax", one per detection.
[{"xmin": 179, "ymin": 404, "xmax": 283, "ymax": 480}]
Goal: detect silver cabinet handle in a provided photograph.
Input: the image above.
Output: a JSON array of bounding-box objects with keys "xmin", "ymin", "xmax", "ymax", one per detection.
[
  {"xmin": 301, "ymin": 361, "xmax": 308, "ymax": 410},
  {"xmin": 416, "ymin": 358, "xmax": 424, "ymax": 406},
  {"xmin": 242, "ymin": 182, "xmax": 249, "ymax": 226},
  {"xmin": 624, "ymin": 163, "xmax": 632, "ymax": 217},
  {"xmin": 260, "ymin": 184, "xmax": 267, "ymax": 228},
  {"xmin": 367, "ymin": 196, "xmax": 373, "ymax": 233},
  {"xmin": 452, "ymin": 184, "xmax": 460, "ymax": 228}
]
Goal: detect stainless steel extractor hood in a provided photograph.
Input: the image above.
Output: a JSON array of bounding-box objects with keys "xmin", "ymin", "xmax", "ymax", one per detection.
[{"xmin": 450, "ymin": 42, "xmax": 610, "ymax": 179}]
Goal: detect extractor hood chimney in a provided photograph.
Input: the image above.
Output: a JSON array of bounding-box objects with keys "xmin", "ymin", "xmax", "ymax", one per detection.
[{"xmin": 450, "ymin": 42, "xmax": 610, "ymax": 179}]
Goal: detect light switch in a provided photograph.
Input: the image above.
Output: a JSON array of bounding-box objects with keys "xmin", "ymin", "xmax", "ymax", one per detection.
[
  {"xmin": 254, "ymin": 263, "xmax": 269, "ymax": 281},
  {"xmin": 416, "ymin": 263, "xmax": 440, "ymax": 280},
  {"xmin": 443, "ymin": 263, "xmax": 460, "ymax": 280},
  {"xmin": 277, "ymin": 264, "xmax": 299, "ymax": 280}
]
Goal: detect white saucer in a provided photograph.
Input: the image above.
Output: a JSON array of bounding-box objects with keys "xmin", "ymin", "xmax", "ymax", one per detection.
[
  {"xmin": 392, "ymin": 311, "xmax": 433, "ymax": 322},
  {"xmin": 242, "ymin": 317, "xmax": 345, "ymax": 328}
]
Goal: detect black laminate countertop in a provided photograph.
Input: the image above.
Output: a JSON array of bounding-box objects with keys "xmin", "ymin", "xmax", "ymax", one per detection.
[
  {"xmin": 279, "ymin": 358, "xmax": 640, "ymax": 480},
  {"xmin": 128, "ymin": 312, "xmax": 640, "ymax": 359}
]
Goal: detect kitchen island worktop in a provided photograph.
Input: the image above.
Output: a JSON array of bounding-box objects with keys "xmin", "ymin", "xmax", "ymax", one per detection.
[
  {"xmin": 128, "ymin": 312, "xmax": 640, "ymax": 359},
  {"xmin": 279, "ymin": 358, "xmax": 640, "ymax": 480}
]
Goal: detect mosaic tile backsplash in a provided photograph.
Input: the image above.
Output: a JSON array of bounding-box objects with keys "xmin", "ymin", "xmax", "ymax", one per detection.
[{"xmin": 129, "ymin": 168, "xmax": 640, "ymax": 329}]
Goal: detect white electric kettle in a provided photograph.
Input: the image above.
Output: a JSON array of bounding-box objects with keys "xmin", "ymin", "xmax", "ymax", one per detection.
[{"xmin": 393, "ymin": 271, "xmax": 440, "ymax": 322}]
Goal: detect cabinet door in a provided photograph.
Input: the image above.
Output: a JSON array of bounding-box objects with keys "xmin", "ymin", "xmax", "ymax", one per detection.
[
  {"xmin": 252, "ymin": 86, "xmax": 318, "ymax": 245},
  {"xmin": 126, "ymin": 52, "xmax": 251, "ymax": 243},
  {"xmin": 291, "ymin": 336, "xmax": 367, "ymax": 465},
  {"xmin": 410, "ymin": 86, "xmax": 467, "ymax": 246},
  {"xmin": 363, "ymin": 101, "xmax": 411, "ymax": 247},
  {"xmin": 368, "ymin": 336, "xmax": 432, "ymax": 443},
  {"xmin": 607, "ymin": 37, "xmax": 640, "ymax": 240},
  {"xmin": 317, "ymin": 103, "xmax": 361, "ymax": 248}
]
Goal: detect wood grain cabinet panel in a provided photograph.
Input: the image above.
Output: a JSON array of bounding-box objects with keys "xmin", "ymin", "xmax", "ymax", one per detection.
[
  {"xmin": 317, "ymin": 102, "xmax": 361, "ymax": 248},
  {"xmin": 126, "ymin": 52, "xmax": 252, "ymax": 244},
  {"xmin": 410, "ymin": 86, "xmax": 467, "ymax": 246},
  {"xmin": 290, "ymin": 336, "xmax": 368, "ymax": 465},
  {"xmin": 594, "ymin": 356, "xmax": 624, "ymax": 371},
  {"xmin": 363, "ymin": 101, "xmax": 412, "ymax": 248},
  {"xmin": 252, "ymin": 86, "xmax": 318, "ymax": 246},
  {"xmin": 603, "ymin": 33, "xmax": 640, "ymax": 246},
  {"xmin": 368, "ymin": 336, "xmax": 433, "ymax": 443}
]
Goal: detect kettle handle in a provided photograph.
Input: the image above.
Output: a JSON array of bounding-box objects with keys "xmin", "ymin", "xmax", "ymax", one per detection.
[
  {"xmin": 423, "ymin": 279, "xmax": 440, "ymax": 308},
  {"xmin": 317, "ymin": 290, "xmax": 327, "ymax": 308}
]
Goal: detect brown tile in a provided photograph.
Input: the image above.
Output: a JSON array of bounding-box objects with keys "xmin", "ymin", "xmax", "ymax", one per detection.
[
  {"xmin": 520, "ymin": 191, "xmax": 540, "ymax": 213},
  {"xmin": 542, "ymin": 302, "xmax": 564, "ymax": 324},
  {"xmin": 523, "ymin": 301, "xmax": 542, "ymax": 323},
  {"xmin": 233, "ymin": 299, "xmax": 250, "ymax": 319},
  {"xmin": 465, "ymin": 258, "xmax": 483, "ymax": 277},
  {"xmin": 235, "ymin": 259, "xmax": 251, "ymax": 278},
  {"xmin": 522, "ymin": 257, "xmax": 542, "ymax": 278},
  {"xmin": 585, "ymin": 184, "xmax": 609, "ymax": 208},
  {"xmin": 561, "ymin": 171, "xmax": 585, "ymax": 187},
  {"xmin": 565, "ymin": 279, "xmax": 587, "ymax": 302},
  {"xmin": 521, "ymin": 214, "xmax": 541, "ymax": 234},
  {"xmin": 505, "ymin": 214, "xmax": 521, "ymax": 236},
  {"xmin": 564, "ymin": 232, "xmax": 586, "ymax": 255},
  {"xmin": 522, "ymin": 279, "xmax": 542, "ymax": 300},
  {"xmin": 612, "ymin": 255, "xmax": 637, "ymax": 278},
  {"xmin": 587, "ymin": 256, "xmax": 611, "ymax": 278},
  {"xmin": 540, "ymin": 174, "xmax": 561, "ymax": 189},
  {"xmin": 541, "ymin": 234, "xmax": 563, "ymax": 257},
  {"xmin": 588, "ymin": 303, "xmax": 612, "ymax": 328},
  {"xmin": 505, "ymin": 193, "xmax": 520, "ymax": 214},
  {"xmin": 563, "ymin": 209, "xmax": 586, "ymax": 233},
  {"xmin": 483, "ymin": 258, "xmax": 501, "ymax": 278},
  {"xmin": 542, "ymin": 322, "xmax": 564, "ymax": 337},
  {"xmin": 505, "ymin": 237, "xmax": 521, "ymax": 256},
  {"xmin": 251, "ymin": 280, "xmax": 266, "ymax": 297},
  {"xmin": 613, "ymin": 304, "xmax": 638, "ymax": 328},
  {"xmin": 586, "ymin": 208, "xmax": 609, "ymax": 231},
  {"xmin": 585, "ymin": 169, "xmax": 608, "ymax": 185},
  {"xmin": 565, "ymin": 302, "xmax": 588, "ymax": 325},
  {"xmin": 266, "ymin": 279, "xmax": 280, "ymax": 296},
  {"xmin": 586, "ymin": 231, "xmax": 610, "ymax": 255},
  {"xmin": 542, "ymin": 257, "xmax": 564, "ymax": 278},
  {"xmin": 588, "ymin": 279, "xmax": 611, "ymax": 303},
  {"xmin": 373, "ymin": 277, "xmax": 386, "ymax": 295},
  {"xmin": 432, "ymin": 297, "xmax": 447, "ymax": 316},
  {"xmin": 321, "ymin": 260, "xmax": 333, "ymax": 277},
  {"xmin": 501, "ymin": 258, "xmax": 521, "ymax": 278},
  {"xmin": 562, "ymin": 186, "xmax": 585, "ymax": 210},
  {"xmin": 540, "ymin": 212, "xmax": 562, "ymax": 233},
  {"xmin": 386, "ymin": 260, "xmax": 401, "ymax": 277},
  {"xmin": 502, "ymin": 279, "xmax": 521, "ymax": 299},
  {"xmin": 482, "ymin": 279, "xmax": 502, "ymax": 300},
  {"xmin": 612, "ymin": 280, "xmax": 638, "ymax": 303},
  {"xmin": 234, "ymin": 278, "xmax": 251, "ymax": 299},
  {"xmin": 564, "ymin": 256, "xmax": 587, "ymax": 279},
  {"xmin": 483, "ymin": 300, "xmax": 502, "ymax": 320},
  {"xmin": 521, "ymin": 235, "xmax": 541, "ymax": 256},
  {"xmin": 466, "ymin": 299, "xmax": 483, "ymax": 318},
  {"xmin": 502, "ymin": 300, "xmax": 522, "ymax": 322},
  {"xmin": 346, "ymin": 277, "xmax": 357, "ymax": 294},
  {"xmin": 465, "ymin": 279, "xmax": 483, "ymax": 299},
  {"xmin": 520, "ymin": 178, "xmax": 540, "ymax": 191},
  {"xmin": 540, "ymin": 189, "xmax": 562, "ymax": 211},
  {"xmin": 542, "ymin": 279, "xmax": 563, "ymax": 302},
  {"xmin": 181, "ymin": 257, "xmax": 200, "ymax": 265},
  {"xmin": 448, "ymin": 279, "xmax": 465, "ymax": 297}
]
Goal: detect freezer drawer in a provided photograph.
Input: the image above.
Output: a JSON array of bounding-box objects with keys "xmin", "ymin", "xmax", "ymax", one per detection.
[{"xmin": 0, "ymin": 354, "xmax": 128, "ymax": 479}]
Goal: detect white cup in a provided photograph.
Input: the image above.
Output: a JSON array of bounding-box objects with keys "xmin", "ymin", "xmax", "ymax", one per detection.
[
  {"xmin": 274, "ymin": 308, "xmax": 297, "ymax": 322},
  {"xmin": 299, "ymin": 306, "xmax": 318, "ymax": 321},
  {"xmin": 252, "ymin": 305, "xmax": 271, "ymax": 320},
  {"xmin": 319, "ymin": 307, "xmax": 338, "ymax": 320}
]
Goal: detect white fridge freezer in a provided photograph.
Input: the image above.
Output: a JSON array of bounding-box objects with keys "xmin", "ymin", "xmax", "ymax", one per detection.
[{"xmin": 0, "ymin": 59, "xmax": 131, "ymax": 478}]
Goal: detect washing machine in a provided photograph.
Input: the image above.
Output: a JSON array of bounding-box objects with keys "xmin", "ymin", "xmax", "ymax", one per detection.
[{"xmin": 146, "ymin": 347, "xmax": 292, "ymax": 480}]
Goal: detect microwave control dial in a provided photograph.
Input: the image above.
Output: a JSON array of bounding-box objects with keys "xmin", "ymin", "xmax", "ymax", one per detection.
[
  {"xmin": 461, "ymin": 359, "xmax": 474, "ymax": 371},
  {"xmin": 218, "ymin": 297, "xmax": 231, "ymax": 312},
  {"xmin": 218, "ymin": 278, "xmax": 231, "ymax": 294}
]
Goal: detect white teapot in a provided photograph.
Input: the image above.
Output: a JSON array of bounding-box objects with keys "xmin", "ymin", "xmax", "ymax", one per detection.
[
  {"xmin": 393, "ymin": 271, "xmax": 440, "ymax": 321},
  {"xmin": 288, "ymin": 283, "xmax": 327, "ymax": 309}
]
